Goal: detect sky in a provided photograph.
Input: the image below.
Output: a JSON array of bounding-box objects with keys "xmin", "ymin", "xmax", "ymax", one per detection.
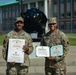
[
  {"xmin": 0, "ymin": 0, "xmax": 17, "ymax": 4},
  {"xmin": 0, "ymin": 0, "xmax": 18, "ymax": 6},
  {"xmin": 0, "ymin": 0, "xmax": 16, "ymax": 3}
]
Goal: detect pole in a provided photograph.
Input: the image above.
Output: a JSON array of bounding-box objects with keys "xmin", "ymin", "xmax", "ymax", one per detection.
[
  {"xmin": 19, "ymin": 0, "xmax": 23, "ymax": 15},
  {"xmin": 36, "ymin": 2, "xmax": 38, "ymax": 8},
  {"xmin": 71, "ymin": 0, "xmax": 72, "ymax": 33},
  {"xmin": 44, "ymin": 0, "xmax": 49, "ymax": 33},
  {"xmin": 44, "ymin": 0, "xmax": 48, "ymax": 17}
]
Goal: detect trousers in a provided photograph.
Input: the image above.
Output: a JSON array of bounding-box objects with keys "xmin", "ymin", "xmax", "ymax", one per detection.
[
  {"xmin": 6, "ymin": 63, "xmax": 28, "ymax": 75},
  {"xmin": 45, "ymin": 67, "xmax": 66, "ymax": 75}
]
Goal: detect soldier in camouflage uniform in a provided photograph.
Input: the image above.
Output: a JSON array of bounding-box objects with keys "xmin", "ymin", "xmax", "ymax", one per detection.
[
  {"xmin": 2, "ymin": 17, "xmax": 33, "ymax": 75},
  {"xmin": 40, "ymin": 17, "xmax": 69, "ymax": 75}
]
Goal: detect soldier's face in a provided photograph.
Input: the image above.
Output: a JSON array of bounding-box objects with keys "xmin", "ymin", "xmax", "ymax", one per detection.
[
  {"xmin": 48, "ymin": 23, "xmax": 57, "ymax": 31},
  {"xmin": 15, "ymin": 21, "xmax": 24, "ymax": 30}
]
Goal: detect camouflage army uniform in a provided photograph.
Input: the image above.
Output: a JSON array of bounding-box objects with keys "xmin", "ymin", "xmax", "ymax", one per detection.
[
  {"xmin": 40, "ymin": 29, "xmax": 69, "ymax": 75},
  {"xmin": 2, "ymin": 30, "xmax": 33, "ymax": 75}
]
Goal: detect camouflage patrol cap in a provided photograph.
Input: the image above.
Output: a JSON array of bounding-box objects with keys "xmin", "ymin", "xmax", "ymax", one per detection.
[
  {"xmin": 15, "ymin": 17, "xmax": 24, "ymax": 23},
  {"xmin": 48, "ymin": 17, "xmax": 57, "ymax": 24}
]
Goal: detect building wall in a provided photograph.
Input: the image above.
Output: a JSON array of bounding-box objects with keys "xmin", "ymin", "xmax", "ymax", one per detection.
[
  {"xmin": 53, "ymin": 0, "xmax": 76, "ymax": 33},
  {"xmin": 1, "ymin": 0, "xmax": 45, "ymax": 32},
  {"xmin": 1, "ymin": 0, "xmax": 76, "ymax": 33},
  {"xmin": 2, "ymin": 4, "xmax": 20, "ymax": 32},
  {"xmin": 0, "ymin": 7, "xmax": 2, "ymax": 32}
]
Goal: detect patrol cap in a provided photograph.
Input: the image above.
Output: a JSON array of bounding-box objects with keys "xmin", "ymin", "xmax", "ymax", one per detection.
[
  {"xmin": 15, "ymin": 17, "xmax": 24, "ymax": 23},
  {"xmin": 48, "ymin": 17, "xmax": 57, "ymax": 25}
]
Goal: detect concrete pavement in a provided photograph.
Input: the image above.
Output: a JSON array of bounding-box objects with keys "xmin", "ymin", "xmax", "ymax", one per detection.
[{"xmin": 0, "ymin": 46, "xmax": 76, "ymax": 75}]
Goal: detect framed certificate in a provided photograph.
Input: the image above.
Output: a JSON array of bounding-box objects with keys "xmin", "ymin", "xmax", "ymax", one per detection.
[
  {"xmin": 36, "ymin": 45, "xmax": 63, "ymax": 57},
  {"xmin": 50, "ymin": 45, "xmax": 63, "ymax": 56},
  {"xmin": 36, "ymin": 46, "xmax": 50, "ymax": 57},
  {"xmin": 7, "ymin": 39, "xmax": 25, "ymax": 63}
]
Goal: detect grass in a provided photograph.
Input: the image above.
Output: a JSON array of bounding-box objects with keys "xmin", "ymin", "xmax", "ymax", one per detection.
[
  {"xmin": 68, "ymin": 38, "xmax": 76, "ymax": 46},
  {"xmin": 66, "ymin": 33, "xmax": 76, "ymax": 46},
  {"xmin": 0, "ymin": 33, "xmax": 76, "ymax": 46},
  {"xmin": 66, "ymin": 33, "xmax": 76, "ymax": 37},
  {"xmin": 0, "ymin": 34, "xmax": 4, "ymax": 45}
]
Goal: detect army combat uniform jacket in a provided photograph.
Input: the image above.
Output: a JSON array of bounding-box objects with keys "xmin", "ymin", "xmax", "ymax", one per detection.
[
  {"xmin": 41, "ymin": 29, "xmax": 69, "ymax": 69},
  {"xmin": 2, "ymin": 30, "xmax": 33, "ymax": 66}
]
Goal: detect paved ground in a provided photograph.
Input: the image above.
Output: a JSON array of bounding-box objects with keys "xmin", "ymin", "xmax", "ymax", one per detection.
[{"xmin": 0, "ymin": 46, "xmax": 76, "ymax": 75}]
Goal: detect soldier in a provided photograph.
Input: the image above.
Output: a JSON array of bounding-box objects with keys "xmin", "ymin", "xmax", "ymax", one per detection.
[
  {"xmin": 2, "ymin": 17, "xmax": 33, "ymax": 75},
  {"xmin": 40, "ymin": 17, "xmax": 69, "ymax": 75}
]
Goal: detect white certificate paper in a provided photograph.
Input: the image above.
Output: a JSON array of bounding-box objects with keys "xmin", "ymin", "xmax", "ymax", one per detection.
[
  {"xmin": 50, "ymin": 45, "xmax": 63, "ymax": 56},
  {"xmin": 36, "ymin": 45, "xmax": 63, "ymax": 57},
  {"xmin": 36, "ymin": 46, "xmax": 50, "ymax": 57},
  {"xmin": 7, "ymin": 39, "xmax": 25, "ymax": 63}
]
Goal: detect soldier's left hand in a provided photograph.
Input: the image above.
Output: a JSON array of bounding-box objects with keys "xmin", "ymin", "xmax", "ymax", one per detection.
[
  {"xmin": 23, "ymin": 45, "xmax": 29, "ymax": 52},
  {"xmin": 48, "ymin": 56, "xmax": 56, "ymax": 60},
  {"xmin": 9, "ymin": 62, "xmax": 15, "ymax": 65}
]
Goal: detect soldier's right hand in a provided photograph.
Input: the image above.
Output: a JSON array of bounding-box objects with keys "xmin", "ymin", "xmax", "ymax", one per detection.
[{"xmin": 47, "ymin": 56, "xmax": 56, "ymax": 60}]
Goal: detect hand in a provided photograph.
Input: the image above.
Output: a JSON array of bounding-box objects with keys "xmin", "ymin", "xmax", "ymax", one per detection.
[
  {"xmin": 23, "ymin": 45, "xmax": 29, "ymax": 52},
  {"xmin": 3, "ymin": 36, "xmax": 7, "ymax": 46},
  {"xmin": 4, "ymin": 36, "xmax": 7, "ymax": 41},
  {"xmin": 48, "ymin": 56, "xmax": 56, "ymax": 60},
  {"xmin": 9, "ymin": 62, "xmax": 15, "ymax": 65}
]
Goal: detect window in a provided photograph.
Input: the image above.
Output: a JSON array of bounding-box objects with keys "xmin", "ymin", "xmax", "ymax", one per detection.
[
  {"xmin": 67, "ymin": 0, "xmax": 71, "ymax": 2},
  {"xmin": 53, "ymin": 0, "xmax": 57, "ymax": 17},
  {"xmin": 59, "ymin": 22, "xmax": 65, "ymax": 30},
  {"xmin": 38, "ymin": 1, "xmax": 44, "ymax": 12},
  {"xmin": 60, "ymin": 0, "xmax": 64, "ymax": 3},
  {"xmin": 74, "ymin": 0, "xmax": 76, "ymax": 2},
  {"xmin": 4, "ymin": 8, "xmax": 7, "ymax": 19},
  {"xmin": 66, "ymin": 0, "xmax": 71, "ymax": 18},
  {"xmin": 0, "ymin": 8, "xmax": 2, "ymax": 24},
  {"xmin": 74, "ymin": 0, "xmax": 76, "ymax": 17},
  {"xmin": 59, "ymin": 0, "xmax": 65, "ymax": 18},
  {"xmin": 30, "ymin": 3, "xmax": 35, "ymax": 8},
  {"xmin": 8, "ymin": 7, "xmax": 12, "ymax": 18},
  {"xmin": 23, "ymin": 4, "xmax": 28, "ymax": 12},
  {"xmin": 2, "ymin": 8, "xmax": 5, "ymax": 19},
  {"xmin": 66, "ymin": 22, "xmax": 71, "ymax": 30},
  {"xmin": 73, "ymin": 21, "xmax": 76, "ymax": 30},
  {"xmin": 15, "ymin": 5, "xmax": 20, "ymax": 17},
  {"xmin": 6, "ymin": 7, "xmax": 8, "ymax": 18},
  {"xmin": 53, "ymin": 0, "xmax": 57, "ymax": 5},
  {"xmin": 12, "ymin": 6, "xmax": 15, "ymax": 18}
]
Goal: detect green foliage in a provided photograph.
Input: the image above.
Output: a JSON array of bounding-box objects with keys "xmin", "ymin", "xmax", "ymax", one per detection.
[
  {"xmin": 68, "ymin": 38, "xmax": 76, "ymax": 46},
  {"xmin": 66, "ymin": 33, "xmax": 76, "ymax": 46},
  {"xmin": 66, "ymin": 33, "xmax": 76, "ymax": 37},
  {"xmin": 0, "ymin": 33, "xmax": 76, "ymax": 46},
  {"xmin": 0, "ymin": 34, "xmax": 4, "ymax": 45}
]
